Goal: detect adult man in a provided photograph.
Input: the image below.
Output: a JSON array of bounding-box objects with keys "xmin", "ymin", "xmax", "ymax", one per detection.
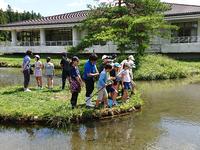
[
  {"xmin": 22, "ymin": 50, "xmax": 32, "ymax": 92},
  {"xmin": 98, "ymin": 55, "xmax": 109, "ymax": 73},
  {"xmin": 83, "ymin": 53, "xmax": 99, "ymax": 107},
  {"xmin": 60, "ymin": 53, "xmax": 70, "ymax": 90}
]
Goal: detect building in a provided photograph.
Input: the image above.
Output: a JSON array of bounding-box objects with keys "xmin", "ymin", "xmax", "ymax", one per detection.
[{"xmin": 1, "ymin": 3, "xmax": 200, "ymax": 54}]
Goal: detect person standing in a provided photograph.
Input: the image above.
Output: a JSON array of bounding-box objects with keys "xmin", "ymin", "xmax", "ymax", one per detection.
[
  {"xmin": 69, "ymin": 56, "xmax": 83, "ymax": 109},
  {"xmin": 121, "ymin": 63, "xmax": 132, "ymax": 101},
  {"xmin": 22, "ymin": 50, "xmax": 32, "ymax": 92},
  {"xmin": 95, "ymin": 64, "xmax": 113, "ymax": 108},
  {"xmin": 83, "ymin": 53, "xmax": 99, "ymax": 107},
  {"xmin": 99, "ymin": 55, "xmax": 109, "ymax": 73},
  {"xmin": 44, "ymin": 57, "xmax": 55, "ymax": 89},
  {"xmin": 60, "ymin": 53, "xmax": 70, "ymax": 90},
  {"xmin": 34, "ymin": 55, "xmax": 43, "ymax": 89}
]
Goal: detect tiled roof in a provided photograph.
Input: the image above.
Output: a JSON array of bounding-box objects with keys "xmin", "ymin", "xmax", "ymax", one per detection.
[
  {"xmin": 0, "ymin": 10, "xmax": 89, "ymax": 27},
  {"xmin": 1, "ymin": 3, "xmax": 200, "ymax": 27},
  {"xmin": 165, "ymin": 3, "xmax": 200, "ymax": 16}
]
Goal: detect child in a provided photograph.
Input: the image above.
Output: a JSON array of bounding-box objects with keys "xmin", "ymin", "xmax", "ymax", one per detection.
[
  {"xmin": 96, "ymin": 64, "xmax": 113, "ymax": 108},
  {"xmin": 69, "ymin": 56, "xmax": 83, "ymax": 109},
  {"xmin": 44, "ymin": 57, "xmax": 54, "ymax": 89},
  {"xmin": 34, "ymin": 55, "xmax": 43, "ymax": 89},
  {"xmin": 121, "ymin": 62, "xmax": 131, "ymax": 101},
  {"xmin": 110, "ymin": 62, "xmax": 121, "ymax": 105}
]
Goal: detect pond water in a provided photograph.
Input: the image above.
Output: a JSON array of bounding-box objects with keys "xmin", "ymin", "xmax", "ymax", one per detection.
[{"xmin": 0, "ymin": 68, "xmax": 200, "ymax": 150}]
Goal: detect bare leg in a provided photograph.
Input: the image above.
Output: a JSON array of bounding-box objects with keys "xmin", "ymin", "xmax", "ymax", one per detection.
[
  {"xmin": 122, "ymin": 89, "xmax": 128, "ymax": 101},
  {"xmin": 39, "ymin": 77, "xmax": 43, "ymax": 87},
  {"xmin": 103, "ymin": 97, "xmax": 108, "ymax": 108}
]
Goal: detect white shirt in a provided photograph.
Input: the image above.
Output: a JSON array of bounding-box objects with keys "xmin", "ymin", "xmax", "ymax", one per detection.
[
  {"xmin": 121, "ymin": 59, "xmax": 135, "ymax": 68},
  {"xmin": 121, "ymin": 69, "xmax": 131, "ymax": 82}
]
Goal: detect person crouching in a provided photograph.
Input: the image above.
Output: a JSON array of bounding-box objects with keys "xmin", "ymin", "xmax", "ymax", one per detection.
[
  {"xmin": 69, "ymin": 56, "xmax": 83, "ymax": 109},
  {"xmin": 96, "ymin": 64, "xmax": 113, "ymax": 108}
]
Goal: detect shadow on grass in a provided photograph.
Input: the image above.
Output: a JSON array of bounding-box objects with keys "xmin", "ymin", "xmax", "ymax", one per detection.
[{"xmin": 1, "ymin": 87, "xmax": 24, "ymax": 95}]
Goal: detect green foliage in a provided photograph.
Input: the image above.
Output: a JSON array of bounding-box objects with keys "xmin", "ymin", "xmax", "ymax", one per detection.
[
  {"xmin": 0, "ymin": 5, "xmax": 42, "ymax": 41},
  {"xmin": 74, "ymin": 0, "xmax": 175, "ymax": 55}
]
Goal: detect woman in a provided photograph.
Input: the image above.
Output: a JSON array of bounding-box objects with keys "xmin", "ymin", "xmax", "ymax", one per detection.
[
  {"xmin": 22, "ymin": 50, "xmax": 32, "ymax": 92},
  {"xmin": 69, "ymin": 56, "xmax": 83, "ymax": 109},
  {"xmin": 44, "ymin": 57, "xmax": 54, "ymax": 89},
  {"xmin": 83, "ymin": 53, "xmax": 99, "ymax": 107},
  {"xmin": 34, "ymin": 55, "xmax": 43, "ymax": 89}
]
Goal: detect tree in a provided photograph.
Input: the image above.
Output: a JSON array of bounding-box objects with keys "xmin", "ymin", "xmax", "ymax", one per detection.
[
  {"xmin": 0, "ymin": 5, "xmax": 42, "ymax": 41},
  {"xmin": 74, "ymin": 0, "xmax": 175, "ymax": 55}
]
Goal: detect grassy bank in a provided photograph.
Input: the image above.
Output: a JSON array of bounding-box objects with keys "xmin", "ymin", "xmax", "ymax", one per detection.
[
  {"xmin": 134, "ymin": 55, "xmax": 200, "ymax": 80},
  {"xmin": 0, "ymin": 86, "xmax": 143, "ymax": 127},
  {"xmin": 1, "ymin": 54, "xmax": 200, "ymax": 80}
]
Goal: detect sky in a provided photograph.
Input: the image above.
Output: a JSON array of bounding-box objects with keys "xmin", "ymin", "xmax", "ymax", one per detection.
[{"xmin": 0, "ymin": 0, "xmax": 200, "ymax": 16}]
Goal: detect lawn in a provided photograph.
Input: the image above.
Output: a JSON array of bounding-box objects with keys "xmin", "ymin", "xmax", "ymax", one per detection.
[
  {"xmin": 0, "ymin": 86, "xmax": 143, "ymax": 127},
  {"xmin": 1, "ymin": 53, "xmax": 200, "ymax": 80}
]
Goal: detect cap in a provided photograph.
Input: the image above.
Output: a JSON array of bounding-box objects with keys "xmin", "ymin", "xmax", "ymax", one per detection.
[
  {"xmin": 35, "ymin": 55, "xmax": 40, "ymax": 59},
  {"xmin": 124, "ymin": 62, "xmax": 130, "ymax": 68},
  {"xmin": 128, "ymin": 55, "xmax": 135, "ymax": 61},
  {"xmin": 102, "ymin": 55, "xmax": 108, "ymax": 60},
  {"xmin": 72, "ymin": 56, "xmax": 79, "ymax": 61},
  {"xmin": 114, "ymin": 62, "xmax": 121, "ymax": 68}
]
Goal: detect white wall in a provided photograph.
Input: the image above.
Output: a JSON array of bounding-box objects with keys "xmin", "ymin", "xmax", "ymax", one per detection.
[
  {"xmin": 0, "ymin": 46, "xmax": 68, "ymax": 54},
  {"xmin": 161, "ymin": 43, "xmax": 200, "ymax": 53}
]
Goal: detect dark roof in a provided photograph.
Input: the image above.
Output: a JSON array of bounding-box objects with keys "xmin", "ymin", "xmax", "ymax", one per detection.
[
  {"xmin": 0, "ymin": 10, "xmax": 89, "ymax": 27},
  {"xmin": 1, "ymin": 3, "xmax": 200, "ymax": 27},
  {"xmin": 165, "ymin": 3, "xmax": 200, "ymax": 16}
]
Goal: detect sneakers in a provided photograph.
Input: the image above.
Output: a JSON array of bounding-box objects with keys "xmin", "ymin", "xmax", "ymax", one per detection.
[
  {"xmin": 24, "ymin": 88, "xmax": 31, "ymax": 92},
  {"xmin": 86, "ymin": 97, "xmax": 95, "ymax": 107}
]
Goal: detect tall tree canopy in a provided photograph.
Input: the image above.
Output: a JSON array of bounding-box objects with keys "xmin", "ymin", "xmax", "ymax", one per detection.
[
  {"xmin": 0, "ymin": 5, "xmax": 42, "ymax": 41},
  {"xmin": 75, "ymin": 0, "xmax": 174, "ymax": 55}
]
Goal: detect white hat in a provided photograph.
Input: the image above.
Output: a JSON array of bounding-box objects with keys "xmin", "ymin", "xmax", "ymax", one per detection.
[
  {"xmin": 102, "ymin": 55, "xmax": 108, "ymax": 60},
  {"xmin": 128, "ymin": 55, "xmax": 135, "ymax": 61},
  {"xmin": 35, "ymin": 55, "xmax": 40, "ymax": 59}
]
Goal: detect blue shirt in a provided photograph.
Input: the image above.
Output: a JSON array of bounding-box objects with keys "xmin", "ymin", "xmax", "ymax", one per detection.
[
  {"xmin": 83, "ymin": 60, "xmax": 97, "ymax": 80},
  {"xmin": 97, "ymin": 70, "xmax": 108, "ymax": 88},
  {"xmin": 70, "ymin": 66, "xmax": 80, "ymax": 79},
  {"xmin": 23, "ymin": 55, "xmax": 31, "ymax": 70}
]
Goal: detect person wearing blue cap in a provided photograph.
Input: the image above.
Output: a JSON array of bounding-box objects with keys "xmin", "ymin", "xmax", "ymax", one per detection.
[{"xmin": 110, "ymin": 62, "xmax": 122, "ymax": 105}]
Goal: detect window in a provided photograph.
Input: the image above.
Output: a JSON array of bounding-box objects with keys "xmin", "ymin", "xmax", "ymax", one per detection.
[{"xmin": 171, "ymin": 21, "xmax": 198, "ymax": 43}]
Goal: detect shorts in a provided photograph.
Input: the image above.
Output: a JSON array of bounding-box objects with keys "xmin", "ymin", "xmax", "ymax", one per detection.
[
  {"xmin": 97, "ymin": 88, "xmax": 108, "ymax": 100},
  {"xmin": 46, "ymin": 75, "xmax": 54, "ymax": 79},
  {"xmin": 123, "ymin": 82, "xmax": 131, "ymax": 90},
  {"xmin": 106, "ymin": 86, "xmax": 115, "ymax": 93}
]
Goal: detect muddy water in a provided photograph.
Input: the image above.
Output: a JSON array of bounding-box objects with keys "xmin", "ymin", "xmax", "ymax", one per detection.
[{"xmin": 0, "ymin": 68, "xmax": 200, "ymax": 150}]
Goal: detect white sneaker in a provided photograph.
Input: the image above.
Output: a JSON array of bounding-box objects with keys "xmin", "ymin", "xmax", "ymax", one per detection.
[
  {"xmin": 24, "ymin": 88, "xmax": 31, "ymax": 92},
  {"xmin": 86, "ymin": 97, "xmax": 94, "ymax": 107}
]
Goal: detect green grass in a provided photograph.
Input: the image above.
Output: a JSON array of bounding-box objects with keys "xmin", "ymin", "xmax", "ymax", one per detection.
[
  {"xmin": 0, "ymin": 54, "xmax": 86, "ymax": 69},
  {"xmin": 0, "ymin": 86, "xmax": 143, "ymax": 127},
  {"xmin": 134, "ymin": 55, "xmax": 200, "ymax": 80},
  {"xmin": 1, "ymin": 54, "xmax": 200, "ymax": 80}
]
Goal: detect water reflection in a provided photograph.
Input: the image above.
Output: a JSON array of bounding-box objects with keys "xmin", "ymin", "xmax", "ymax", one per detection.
[{"xmin": 1, "ymin": 68, "xmax": 200, "ymax": 149}]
